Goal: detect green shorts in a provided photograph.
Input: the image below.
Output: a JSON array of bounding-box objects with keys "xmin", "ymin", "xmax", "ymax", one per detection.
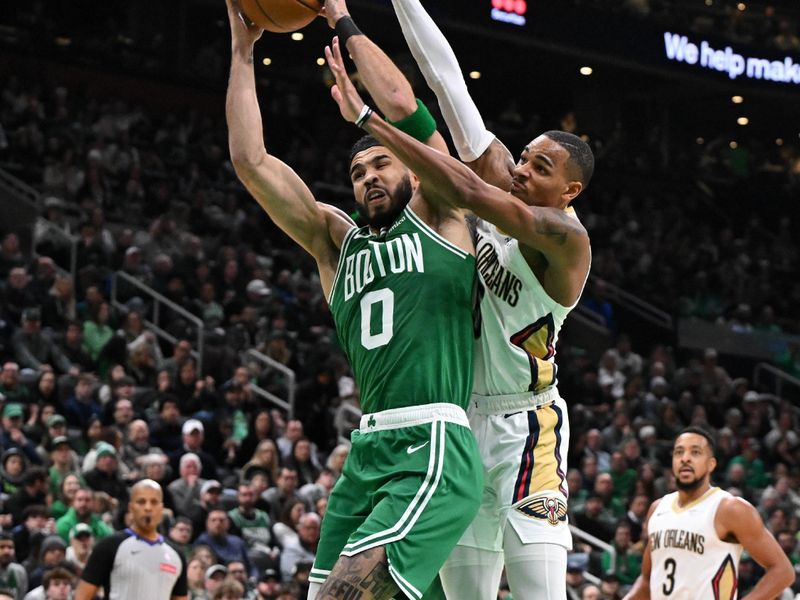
[{"xmin": 311, "ymin": 403, "xmax": 482, "ymax": 600}]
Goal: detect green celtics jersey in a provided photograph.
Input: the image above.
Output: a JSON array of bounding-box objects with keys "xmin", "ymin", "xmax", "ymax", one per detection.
[{"xmin": 329, "ymin": 206, "xmax": 476, "ymax": 414}]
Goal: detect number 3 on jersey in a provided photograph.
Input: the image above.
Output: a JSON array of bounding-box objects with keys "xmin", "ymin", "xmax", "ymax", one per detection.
[
  {"xmin": 662, "ymin": 558, "xmax": 676, "ymax": 595},
  {"xmin": 510, "ymin": 314, "xmax": 557, "ymax": 392},
  {"xmin": 361, "ymin": 289, "xmax": 394, "ymax": 349}
]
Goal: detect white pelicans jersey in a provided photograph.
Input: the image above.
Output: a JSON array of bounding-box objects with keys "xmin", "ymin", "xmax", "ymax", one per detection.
[
  {"xmin": 472, "ymin": 211, "xmax": 584, "ymax": 396},
  {"xmin": 648, "ymin": 488, "xmax": 743, "ymax": 600}
]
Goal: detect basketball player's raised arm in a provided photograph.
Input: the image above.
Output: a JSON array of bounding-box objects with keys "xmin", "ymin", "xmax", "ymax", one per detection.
[
  {"xmin": 718, "ymin": 498, "xmax": 795, "ymax": 600},
  {"xmin": 622, "ymin": 499, "xmax": 660, "ymax": 600},
  {"xmin": 321, "ymin": 0, "xmax": 447, "ymax": 154},
  {"xmin": 225, "ymin": 0, "xmax": 352, "ymax": 269},
  {"xmin": 327, "ymin": 38, "xmax": 588, "ymax": 265},
  {"xmin": 389, "ymin": 0, "xmax": 514, "ymax": 190}
]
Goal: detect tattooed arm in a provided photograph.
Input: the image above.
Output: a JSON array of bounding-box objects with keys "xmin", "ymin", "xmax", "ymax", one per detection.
[{"xmin": 316, "ymin": 547, "xmax": 399, "ymax": 600}]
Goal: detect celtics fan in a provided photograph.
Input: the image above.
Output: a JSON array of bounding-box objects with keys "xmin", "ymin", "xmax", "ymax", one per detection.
[{"xmin": 623, "ymin": 428, "xmax": 794, "ymax": 600}]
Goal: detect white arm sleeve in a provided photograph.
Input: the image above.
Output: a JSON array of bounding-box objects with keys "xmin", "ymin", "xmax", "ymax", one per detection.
[{"xmin": 391, "ymin": 0, "xmax": 495, "ymax": 161}]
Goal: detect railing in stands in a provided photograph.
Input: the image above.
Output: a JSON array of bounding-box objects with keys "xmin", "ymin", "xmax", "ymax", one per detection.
[
  {"xmin": 241, "ymin": 348, "xmax": 296, "ymax": 418},
  {"xmin": 111, "ymin": 270, "xmax": 205, "ymax": 375},
  {"xmin": 570, "ymin": 524, "xmax": 615, "ymax": 583},
  {"xmin": 0, "ymin": 167, "xmax": 40, "ymax": 209},
  {"xmin": 589, "ymin": 275, "xmax": 674, "ymax": 331},
  {"xmin": 754, "ymin": 362, "xmax": 800, "ymax": 400}
]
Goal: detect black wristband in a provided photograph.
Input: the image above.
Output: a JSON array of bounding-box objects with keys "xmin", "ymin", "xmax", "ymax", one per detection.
[{"xmin": 335, "ymin": 16, "xmax": 364, "ymax": 49}]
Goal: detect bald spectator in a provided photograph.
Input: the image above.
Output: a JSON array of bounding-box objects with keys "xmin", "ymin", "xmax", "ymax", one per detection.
[
  {"xmin": 279, "ymin": 513, "xmax": 319, "ymax": 583},
  {"xmin": 119, "ymin": 419, "xmax": 157, "ymax": 479},
  {"xmin": 168, "ymin": 453, "xmax": 206, "ymax": 516}
]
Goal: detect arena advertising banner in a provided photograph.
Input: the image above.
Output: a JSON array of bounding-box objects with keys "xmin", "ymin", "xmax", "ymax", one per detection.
[
  {"xmin": 416, "ymin": 1, "xmax": 800, "ymax": 91},
  {"xmin": 663, "ymin": 32, "xmax": 800, "ymax": 86}
]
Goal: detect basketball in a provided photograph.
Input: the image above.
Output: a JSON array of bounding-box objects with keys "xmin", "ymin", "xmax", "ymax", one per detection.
[{"xmin": 238, "ymin": 0, "xmax": 323, "ymax": 33}]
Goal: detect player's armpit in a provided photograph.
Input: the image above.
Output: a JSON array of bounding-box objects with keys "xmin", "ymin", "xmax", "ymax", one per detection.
[{"xmin": 717, "ymin": 498, "xmax": 795, "ymax": 599}]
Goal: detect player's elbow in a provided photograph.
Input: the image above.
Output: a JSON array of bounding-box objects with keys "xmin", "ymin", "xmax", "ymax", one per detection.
[
  {"xmin": 230, "ymin": 152, "xmax": 265, "ymax": 182},
  {"xmin": 458, "ymin": 175, "xmax": 490, "ymax": 212},
  {"xmin": 775, "ymin": 559, "xmax": 796, "ymax": 589}
]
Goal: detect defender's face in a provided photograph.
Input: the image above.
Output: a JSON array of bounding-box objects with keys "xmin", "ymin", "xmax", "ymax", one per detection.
[
  {"xmin": 350, "ymin": 147, "xmax": 414, "ymax": 229},
  {"xmin": 672, "ymin": 433, "xmax": 716, "ymax": 487},
  {"xmin": 511, "ymin": 136, "xmax": 576, "ymax": 208}
]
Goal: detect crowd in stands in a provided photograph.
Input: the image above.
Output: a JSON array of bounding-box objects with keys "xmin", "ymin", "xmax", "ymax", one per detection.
[
  {"xmin": 0, "ymin": 24, "xmax": 798, "ymax": 600},
  {"xmin": 578, "ymin": 0, "xmax": 800, "ymax": 51}
]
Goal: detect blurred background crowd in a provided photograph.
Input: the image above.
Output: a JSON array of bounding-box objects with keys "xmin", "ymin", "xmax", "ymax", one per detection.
[{"xmin": 0, "ymin": 0, "xmax": 799, "ymax": 599}]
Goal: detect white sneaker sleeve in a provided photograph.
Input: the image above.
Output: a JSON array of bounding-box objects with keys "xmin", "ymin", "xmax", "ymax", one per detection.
[{"xmin": 391, "ymin": 0, "xmax": 495, "ymax": 162}]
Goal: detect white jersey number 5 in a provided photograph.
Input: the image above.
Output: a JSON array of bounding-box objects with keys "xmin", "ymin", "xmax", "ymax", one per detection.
[{"xmin": 361, "ymin": 289, "xmax": 394, "ymax": 349}]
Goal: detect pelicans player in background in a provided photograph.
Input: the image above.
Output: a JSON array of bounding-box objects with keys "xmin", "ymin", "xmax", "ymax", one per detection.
[{"xmin": 623, "ymin": 428, "xmax": 794, "ymax": 600}]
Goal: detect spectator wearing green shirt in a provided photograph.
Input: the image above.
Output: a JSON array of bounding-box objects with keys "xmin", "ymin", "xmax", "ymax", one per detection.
[
  {"xmin": 727, "ymin": 437, "xmax": 769, "ymax": 490},
  {"xmin": 81, "ymin": 302, "xmax": 113, "ymax": 362},
  {"xmin": 609, "ymin": 451, "xmax": 637, "ymax": 502},
  {"xmin": 601, "ymin": 521, "xmax": 642, "ymax": 586},
  {"xmin": 55, "ymin": 487, "xmax": 112, "ymax": 543},
  {"xmin": 594, "ymin": 473, "xmax": 626, "ymax": 519}
]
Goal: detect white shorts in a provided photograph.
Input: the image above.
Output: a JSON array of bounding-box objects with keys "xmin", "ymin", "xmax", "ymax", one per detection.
[{"xmin": 458, "ymin": 391, "xmax": 572, "ymax": 551}]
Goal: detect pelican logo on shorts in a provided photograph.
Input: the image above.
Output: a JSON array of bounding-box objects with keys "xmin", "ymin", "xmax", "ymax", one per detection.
[{"xmin": 515, "ymin": 495, "xmax": 568, "ymax": 526}]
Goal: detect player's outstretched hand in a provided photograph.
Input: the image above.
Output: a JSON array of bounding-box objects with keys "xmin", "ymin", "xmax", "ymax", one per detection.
[
  {"xmin": 225, "ymin": 0, "xmax": 263, "ymax": 50},
  {"xmin": 326, "ymin": 36, "xmax": 366, "ymax": 124},
  {"xmin": 320, "ymin": 0, "xmax": 350, "ymax": 29}
]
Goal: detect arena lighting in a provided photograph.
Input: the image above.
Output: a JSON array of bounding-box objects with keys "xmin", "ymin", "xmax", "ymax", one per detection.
[
  {"xmin": 54, "ymin": 37, "xmax": 72, "ymax": 46},
  {"xmin": 737, "ymin": 2, "xmax": 746, "ymax": 10},
  {"xmin": 469, "ymin": 71, "xmax": 482, "ymax": 79},
  {"xmin": 262, "ymin": 58, "xmax": 272, "ymax": 66},
  {"xmin": 776, "ymin": 138, "xmax": 784, "ymax": 146},
  {"xmin": 490, "ymin": 0, "xmax": 527, "ymax": 26},
  {"xmin": 730, "ymin": 141, "xmax": 739, "ymax": 149},
  {"xmin": 580, "ymin": 66, "xmax": 593, "ymax": 76},
  {"xmin": 696, "ymin": 137, "xmax": 705, "ymax": 144},
  {"xmin": 704, "ymin": 0, "xmax": 713, "ymax": 5},
  {"xmin": 316, "ymin": 58, "xmax": 325, "ymax": 66},
  {"xmin": 291, "ymin": 32, "xmax": 304, "ymax": 41},
  {"xmin": 737, "ymin": 117, "xmax": 749, "ymax": 125},
  {"xmin": 732, "ymin": 95, "xmax": 744, "ymax": 104}
]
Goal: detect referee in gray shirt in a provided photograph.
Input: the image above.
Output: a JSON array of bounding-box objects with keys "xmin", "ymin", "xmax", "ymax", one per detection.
[{"xmin": 75, "ymin": 480, "xmax": 187, "ymax": 600}]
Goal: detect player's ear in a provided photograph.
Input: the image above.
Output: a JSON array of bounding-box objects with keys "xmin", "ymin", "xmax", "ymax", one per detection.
[
  {"xmin": 409, "ymin": 172, "xmax": 420, "ymax": 189},
  {"xmin": 709, "ymin": 455, "xmax": 717, "ymax": 473},
  {"xmin": 564, "ymin": 180, "xmax": 582, "ymax": 202}
]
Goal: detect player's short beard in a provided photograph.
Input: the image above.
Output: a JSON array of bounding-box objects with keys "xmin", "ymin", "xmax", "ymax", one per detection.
[
  {"xmin": 675, "ymin": 473, "xmax": 705, "ymax": 492},
  {"xmin": 363, "ymin": 175, "xmax": 413, "ymax": 230}
]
